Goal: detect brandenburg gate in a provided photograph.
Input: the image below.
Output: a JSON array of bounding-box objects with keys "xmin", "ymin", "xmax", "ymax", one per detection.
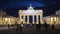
[{"xmin": 18, "ymin": 4, "xmax": 43, "ymax": 24}]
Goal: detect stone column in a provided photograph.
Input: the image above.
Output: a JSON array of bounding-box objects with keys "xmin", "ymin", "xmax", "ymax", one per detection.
[
  {"xmin": 19, "ymin": 10, "xmax": 22, "ymax": 24},
  {"xmin": 36, "ymin": 15, "xmax": 38, "ymax": 24},
  {"xmin": 27, "ymin": 15, "xmax": 29, "ymax": 24},
  {"xmin": 20, "ymin": 15, "xmax": 21, "ymax": 20},
  {"xmin": 23, "ymin": 15, "xmax": 25, "ymax": 24},
  {"xmin": 40, "ymin": 14, "xmax": 42, "ymax": 19},
  {"xmin": 40, "ymin": 13, "xmax": 43, "ymax": 24},
  {"xmin": 33, "ymin": 15, "xmax": 34, "ymax": 24},
  {"xmin": 18, "ymin": 15, "xmax": 22, "ymax": 24}
]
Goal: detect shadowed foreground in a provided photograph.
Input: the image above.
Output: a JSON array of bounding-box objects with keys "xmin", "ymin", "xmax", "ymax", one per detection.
[{"xmin": 0, "ymin": 26, "xmax": 60, "ymax": 34}]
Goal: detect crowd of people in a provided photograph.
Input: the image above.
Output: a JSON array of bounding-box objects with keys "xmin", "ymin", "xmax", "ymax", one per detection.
[
  {"xmin": 15, "ymin": 23, "xmax": 55, "ymax": 33},
  {"xmin": 7, "ymin": 22, "xmax": 55, "ymax": 34}
]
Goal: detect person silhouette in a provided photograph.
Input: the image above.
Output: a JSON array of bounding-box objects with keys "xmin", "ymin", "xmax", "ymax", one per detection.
[
  {"xmin": 52, "ymin": 24, "xmax": 55, "ymax": 30},
  {"xmin": 44, "ymin": 22, "xmax": 48, "ymax": 31},
  {"xmin": 20, "ymin": 24, "xmax": 22, "ymax": 32},
  {"xmin": 52, "ymin": 22, "xmax": 55, "ymax": 30},
  {"xmin": 16, "ymin": 24, "xmax": 19, "ymax": 34},
  {"xmin": 36, "ymin": 22, "xmax": 41, "ymax": 32},
  {"xmin": 8, "ymin": 24, "xmax": 10, "ymax": 29}
]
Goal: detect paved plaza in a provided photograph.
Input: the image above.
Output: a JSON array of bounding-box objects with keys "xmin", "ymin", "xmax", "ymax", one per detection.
[{"xmin": 0, "ymin": 25, "xmax": 60, "ymax": 34}]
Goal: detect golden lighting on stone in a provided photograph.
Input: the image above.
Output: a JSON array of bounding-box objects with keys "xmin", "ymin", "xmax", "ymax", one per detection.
[
  {"xmin": 0, "ymin": 4, "xmax": 60, "ymax": 26},
  {"xmin": 18, "ymin": 4, "xmax": 43, "ymax": 24},
  {"xmin": 45, "ymin": 16, "xmax": 60, "ymax": 25}
]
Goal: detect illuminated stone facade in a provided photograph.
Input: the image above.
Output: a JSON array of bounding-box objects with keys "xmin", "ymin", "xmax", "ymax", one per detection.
[
  {"xmin": 2, "ymin": 16, "xmax": 18, "ymax": 25},
  {"xmin": 44, "ymin": 10, "xmax": 60, "ymax": 25},
  {"xmin": 18, "ymin": 4, "xmax": 43, "ymax": 24},
  {"xmin": 0, "ymin": 16, "xmax": 18, "ymax": 25},
  {"xmin": 45, "ymin": 15, "xmax": 60, "ymax": 25},
  {"xmin": 0, "ymin": 11, "xmax": 18, "ymax": 25}
]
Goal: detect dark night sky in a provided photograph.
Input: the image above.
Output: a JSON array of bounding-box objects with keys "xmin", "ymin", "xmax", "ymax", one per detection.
[{"xmin": 0, "ymin": 0, "xmax": 60, "ymax": 17}]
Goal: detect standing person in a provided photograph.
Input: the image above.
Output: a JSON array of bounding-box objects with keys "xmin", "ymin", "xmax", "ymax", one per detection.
[
  {"xmin": 19, "ymin": 24, "xmax": 23, "ymax": 34},
  {"xmin": 44, "ymin": 23, "xmax": 48, "ymax": 31},
  {"xmin": 36, "ymin": 23, "xmax": 41, "ymax": 32},
  {"xmin": 52, "ymin": 24, "xmax": 55, "ymax": 30},
  {"xmin": 16, "ymin": 24, "xmax": 19, "ymax": 34},
  {"xmin": 8, "ymin": 24, "xmax": 10, "ymax": 29},
  {"xmin": 52, "ymin": 22, "xmax": 55, "ymax": 30},
  {"xmin": 20, "ymin": 24, "xmax": 22, "ymax": 32},
  {"xmin": 36, "ymin": 24, "xmax": 39, "ymax": 32},
  {"xmin": 39, "ymin": 22, "xmax": 41, "ymax": 31}
]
